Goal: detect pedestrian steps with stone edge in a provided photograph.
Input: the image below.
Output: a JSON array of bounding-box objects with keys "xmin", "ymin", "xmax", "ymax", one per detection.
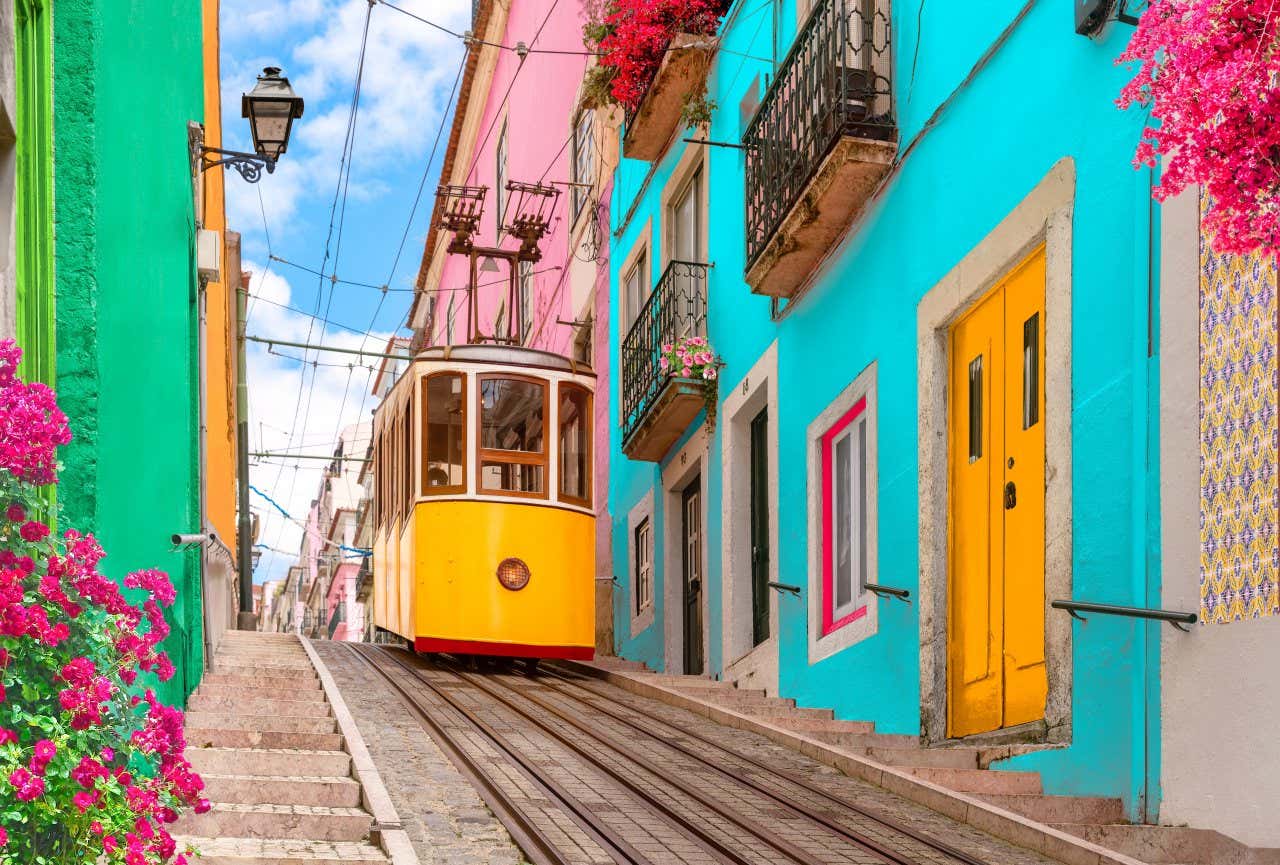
[
  {"xmin": 578, "ymin": 657, "xmax": 1280, "ymax": 865},
  {"xmin": 174, "ymin": 632, "xmax": 389, "ymax": 865}
]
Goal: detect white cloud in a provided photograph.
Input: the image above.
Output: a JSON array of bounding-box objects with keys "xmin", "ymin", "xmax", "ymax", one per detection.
[
  {"xmin": 224, "ymin": 0, "xmax": 469, "ymax": 230},
  {"xmin": 242, "ymin": 263, "xmax": 392, "ymax": 584}
]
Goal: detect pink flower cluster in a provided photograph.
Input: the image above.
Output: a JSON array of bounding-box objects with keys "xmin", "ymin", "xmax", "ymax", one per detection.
[
  {"xmin": 595, "ymin": 0, "xmax": 731, "ymax": 110},
  {"xmin": 1117, "ymin": 1, "xmax": 1280, "ymax": 254},
  {"xmin": 0, "ymin": 339, "xmax": 71, "ymax": 485},
  {"xmin": 660, "ymin": 335, "xmax": 720, "ymax": 381},
  {"xmin": 0, "ymin": 339, "xmax": 203, "ymax": 864}
]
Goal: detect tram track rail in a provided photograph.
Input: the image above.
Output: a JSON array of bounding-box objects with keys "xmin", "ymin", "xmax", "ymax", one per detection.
[
  {"xmin": 429, "ymin": 653, "xmax": 987, "ymax": 865},
  {"xmin": 534, "ymin": 665, "xmax": 990, "ymax": 865},
  {"xmin": 355, "ymin": 643, "xmax": 1015, "ymax": 865},
  {"xmin": 343, "ymin": 643, "xmax": 653, "ymax": 865}
]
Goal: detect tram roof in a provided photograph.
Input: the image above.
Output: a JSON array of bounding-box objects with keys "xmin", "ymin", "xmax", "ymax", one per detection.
[{"xmin": 413, "ymin": 344, "xmax": 594, "ymax": 376}]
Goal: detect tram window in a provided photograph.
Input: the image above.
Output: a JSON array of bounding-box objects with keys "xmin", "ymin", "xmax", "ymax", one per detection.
[
  {"xmin": 422, "ymin": 374, "xmax": 466, "ymax": 494},
  {"xmin": 481, "ymin": 378, "xmax": 545, "ymax": 453},
  {"xmin": 480, "ymin": 462, "xmax": 544, "ymax": 495},
  {"xmin": 478, "ymin": 376, "xmax": 547, "ymax": 496},
  {"xmin": 402, "ymin": 406, "xmax": 413, "ymax": 513},
  {"xmin": 559, "ymin": 384, "xmax": 592, "ymax": 506}
]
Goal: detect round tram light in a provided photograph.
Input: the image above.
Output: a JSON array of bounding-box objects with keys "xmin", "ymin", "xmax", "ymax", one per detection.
[{"xmin": 496, "ymin": 557, "xmax": 531, "ymax": 591}]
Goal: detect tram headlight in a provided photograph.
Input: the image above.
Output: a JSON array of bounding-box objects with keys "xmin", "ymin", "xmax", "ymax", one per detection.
[{"xmin": 496, "ymin": 557, "xmax": 531, "ymax": 591}]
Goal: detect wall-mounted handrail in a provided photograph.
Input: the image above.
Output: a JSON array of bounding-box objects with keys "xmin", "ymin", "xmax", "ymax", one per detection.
[
  {"xmin": 767, "ymin": 581, "xmax": 801, "ymax": 597},
  {"xmin": 866, "ymin": 583, "xmax": 910, "ymax": 603},
  {"xmin": 1051, "ymin": 599, "xmax": 1197, "ymax": 632}
]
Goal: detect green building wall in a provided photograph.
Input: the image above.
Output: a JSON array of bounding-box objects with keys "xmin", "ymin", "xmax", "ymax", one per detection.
[{"xmin": 52, "ymin": 0, "xmax": 206, "ymax": 705}]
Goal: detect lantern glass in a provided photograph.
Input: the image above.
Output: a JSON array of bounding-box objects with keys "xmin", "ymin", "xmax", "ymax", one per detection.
[{"xmin": 242, "ymin": 67, "xmax": 305, "ymax": 162}]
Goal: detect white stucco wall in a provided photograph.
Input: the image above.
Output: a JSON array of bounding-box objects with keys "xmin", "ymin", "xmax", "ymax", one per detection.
[{"xmin": 1159, "ymin": 186, "xmax": 1280, "ymax": 848}]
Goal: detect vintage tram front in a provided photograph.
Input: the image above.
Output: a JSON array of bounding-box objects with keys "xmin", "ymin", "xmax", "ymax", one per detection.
[{"xmin": 371, "ymin": 344, "xmax": 595, "ymax": 659}]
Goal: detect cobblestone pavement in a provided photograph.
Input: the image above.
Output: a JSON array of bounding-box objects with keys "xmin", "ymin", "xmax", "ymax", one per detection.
[
  {"xmin": 313, "ymin": 641, "xmax": 526, "ymax": 865},
  {"xmin": 325, "ymin": 643, "xmax": 1073, "ymax": 865}
]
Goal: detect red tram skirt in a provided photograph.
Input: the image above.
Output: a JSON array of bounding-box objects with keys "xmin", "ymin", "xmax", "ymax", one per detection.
[{"xmin": 414, "ymin": 637, "xmax": 594, "ymax": 660}]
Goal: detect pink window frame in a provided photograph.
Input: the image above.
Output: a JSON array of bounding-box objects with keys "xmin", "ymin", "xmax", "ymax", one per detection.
[{"xmin": 821, "ymin": 396, "xmax": 869, "ymax": 636}]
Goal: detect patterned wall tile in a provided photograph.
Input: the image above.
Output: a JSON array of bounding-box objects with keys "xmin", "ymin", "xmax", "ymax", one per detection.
[{"xmin": 1199, "ymin": 196, "xmax": 1280, "ymax": 624}]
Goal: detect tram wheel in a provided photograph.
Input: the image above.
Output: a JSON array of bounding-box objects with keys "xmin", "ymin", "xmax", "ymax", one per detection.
[{"xmin": 522, "ymin": 658, "xmax": 540, "ymax": 677}]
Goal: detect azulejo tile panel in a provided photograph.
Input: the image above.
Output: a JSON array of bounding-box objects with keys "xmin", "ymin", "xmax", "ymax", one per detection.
[{"xmin": 1199, "ymin": 196, "xmax": 1280, "ymax": 624}]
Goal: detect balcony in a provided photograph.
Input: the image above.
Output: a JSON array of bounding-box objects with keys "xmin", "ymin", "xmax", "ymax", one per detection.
[
  {"xmin": 743, "ymin": 0, "xmax": 896, "ymax": 298},
  {"xmin": 622, "ymin": 261, "xmax": 709, "ymax": 462},
  {"xmin": 623, "ymin": 33, "xmax": 713, "ymax": 161}
]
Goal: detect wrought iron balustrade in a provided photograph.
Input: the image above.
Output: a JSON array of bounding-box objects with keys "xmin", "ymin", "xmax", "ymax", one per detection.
[
  {"xmin": 743, "ymin": 0, "xmax": 894, "ymax": 271},
  {"xmin": 327, "ymin": 604, "xmax": 344, "ymax": 639},
  {"xmin": 621, "ymin": 261, "xmax": 709, "ymax": 442}
]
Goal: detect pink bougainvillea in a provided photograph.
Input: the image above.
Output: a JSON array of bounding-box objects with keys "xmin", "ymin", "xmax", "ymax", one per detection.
[
  {"xmin": 0, "ymin": 338, "xmax": 206, "ymax": 863},
  {"xmin": 1117, "ymin": 1, "xmax": 1280, "ymax": 254},
  {"xmin": 586, "ymin": 0, "xmax": 731, "ymax": 111}
]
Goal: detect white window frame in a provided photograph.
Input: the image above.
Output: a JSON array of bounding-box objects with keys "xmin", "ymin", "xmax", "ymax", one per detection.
[
  {"xmin": 807, "ymin": 362, "xmax": 879, "ymax": 664},
  {"xmin": 519, "ymin": 261, "xmax": 534, "ymax": 344},
  {"xmin": 571, "ymin": 109, "xmax": 595, "ymax": 221},
  {"xmin": 628, "ymin": 489, "xmax": 656, "ymax": 637},
  {"xmin": 828, "ymin": 413, "xmax": 869, "ymax": 623},
  {"xmin": 495, "ymin": 117, "xmax": 509, "ymax": 231}
]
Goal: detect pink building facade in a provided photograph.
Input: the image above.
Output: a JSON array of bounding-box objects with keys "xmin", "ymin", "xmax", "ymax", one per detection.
[{"xmin": 409, "ymin": 0, "xmax": 619, "ymax": 650}]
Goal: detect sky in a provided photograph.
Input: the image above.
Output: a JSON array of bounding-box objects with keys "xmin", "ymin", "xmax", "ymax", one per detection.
[{"xmin": 219, "ymin": 0, "xmax": 471, "ymax": 585}]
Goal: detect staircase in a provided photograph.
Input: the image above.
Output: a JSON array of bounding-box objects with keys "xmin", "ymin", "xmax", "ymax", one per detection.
[
  {"xmin": 175, "ymin": 632, "xmax": 389, "ymax": 865},
  {"xmin": 585, "ymin": 659, "xmax": 1280, "ymax": 865}
]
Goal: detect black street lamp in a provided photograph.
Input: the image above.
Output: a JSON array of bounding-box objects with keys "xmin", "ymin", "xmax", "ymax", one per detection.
[{"xmin": 199, "ymin": 67, "xmax": 305, "ymax": 183}]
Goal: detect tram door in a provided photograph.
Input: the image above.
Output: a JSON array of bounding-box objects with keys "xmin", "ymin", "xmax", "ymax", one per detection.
[{"xmin": 682, "ymin": 475, "xmax": 704, "ymax": 675}]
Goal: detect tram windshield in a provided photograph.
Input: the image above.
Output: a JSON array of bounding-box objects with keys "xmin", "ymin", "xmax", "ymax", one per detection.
[{"xmin": 479, "ymin": 377, "xmax": 547, "ymax": 495}]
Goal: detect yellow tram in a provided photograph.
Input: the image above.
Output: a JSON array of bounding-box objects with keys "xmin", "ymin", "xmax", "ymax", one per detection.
[{"xmin": 371, "ymin": 343, "xmax": 595, "ymax": 660}]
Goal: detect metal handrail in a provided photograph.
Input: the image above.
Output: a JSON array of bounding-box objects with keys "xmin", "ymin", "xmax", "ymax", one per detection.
[
  {"xmin": 1051, "ymin": 599, "xmax": 1198, "ymax": 632},
  {"xmin": 621, "ymin": 260, "xmax": 710, "ymax": 441},
  {"xmin": 866, "ymin": 583, "xmax": 910, "ymax": 603},
  {"xmin": 743, "ymin": 0, "xmax": 895, "ymax": 271},
  {"xmin": 767, "ymin": 581, "xmax": 801, "ymax": 597}
]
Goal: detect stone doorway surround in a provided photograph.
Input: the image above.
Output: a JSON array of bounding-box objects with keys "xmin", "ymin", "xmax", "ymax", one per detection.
[
  {"xmin": 720, "ymin": 342, "xmax": 780, "ymax": 695},
  {"xmin": 662, "ymin": 427, "xmax": 712, "ymax": 675},
  {"xmin": 916, "ymin": 158, "xmax": 1075, "ymax": 745}
]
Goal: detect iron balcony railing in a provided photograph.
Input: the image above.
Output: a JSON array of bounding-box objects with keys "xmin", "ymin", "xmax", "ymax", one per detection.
[
  {"xmin": 743, "ymin": 0, "xmax": 894, "ymax": 270},
  {"xmin": 621, "ymin": 261, "xmax": 709, "ymax": 442},
  {"xmin": 328, "ymin": 603, "xmax": 345, "ymax": 639}
]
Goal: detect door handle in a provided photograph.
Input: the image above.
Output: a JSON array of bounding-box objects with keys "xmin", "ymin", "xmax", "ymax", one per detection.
[
  {"xmin": 1004, "ymin": 481, "xmax": 1017, "ymax": 510},
  {"xmin": 689, "ymin": 578, "xmax": 701, "ymax": 595}
]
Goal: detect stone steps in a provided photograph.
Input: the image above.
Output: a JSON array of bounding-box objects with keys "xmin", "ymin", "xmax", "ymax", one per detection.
[
  {"xmin": 980, "ymin": 793, "xmax": 1126, "ymax": 825},
  {"xmin": 186, "ymin": 747, "xmax": 353, "ymax": 778},
  {"xmin": 172, "ymin": 837, "xmax": 388, "ymax": 865},
  {"xmin": 197, "ymin": 683, "xmax": 328, "ymax": 703},
  {"xmin": 180, "ymin": 634, "xmax": 389, "ymax": 865},
  {"xmin": 1053, "ymin": 823, "xmax": 1280, "ymax": 865},
  {"xmin": 186, "ymin": 728, "xmax": 346, "ymax": 752},
  {"xmin": 189, "ymin": 694, "xmax": 335, "ymax": 718},
  {"xmin": 177, "ymin": 804, "xmax": 371, "ymax": 841},
  {"xmin": 202, "ymin": 775, "xmax": 363, "ymax": 808},
  {"xmin": 186, "ymin": 712, "xmax": 339, "ymax": 734}
]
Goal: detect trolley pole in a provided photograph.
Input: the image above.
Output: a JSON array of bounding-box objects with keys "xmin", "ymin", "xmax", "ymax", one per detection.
[{"xmin": 236, "ymin": 273, "xmax": 257, "ymax": 630}]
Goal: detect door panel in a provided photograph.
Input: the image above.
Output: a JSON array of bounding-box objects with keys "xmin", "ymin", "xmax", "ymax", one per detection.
[
  {"xmin": 949, "ymin": 290, "xmax": 1005, "ymax": 737},
  {"xmin": 750, "ymin": 408, "xmax": 770, "ymax": 646},
  {"xmin": 683, "ymin": 476, "xmax": 704, "ymax": 675},
  {"xmin": 1001, "ymin": 251, "xmax": 1048, "ymax": 728},
  {"xmin": 948, "ymin": 246, "xmax": 1047, "ymax": 738}
]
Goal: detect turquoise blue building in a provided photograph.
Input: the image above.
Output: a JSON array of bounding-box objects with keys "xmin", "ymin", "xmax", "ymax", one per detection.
[{"xmin": 607, "ymin": 0, "xmax": 1163, "ymax": 822}]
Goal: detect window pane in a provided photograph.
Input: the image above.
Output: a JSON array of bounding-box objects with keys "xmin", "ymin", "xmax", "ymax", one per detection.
[
  {"xmin": 834, "ymin": 432, "xmax": 852, "ymax": 609},
  {"xmin": 559, "ymin": 387, "xmax": 590, "ymax": 502},
  {"xmin": 857, "ymin": 417, "xmax": 867, "ymax": 597},
  {"xmin": 635, "ymin": 517, "xmax": 651, "ymax": 614},
  {"xmin": 481, "ymin": 378, "xmax": 545, "ymax": 452},
  {"xmin": 423, "ymin": 375, "xmax": 465, "ymax": 491},
  {"xmin": 968, "ymin": 355, "xmax": 983, "ymax": 462},
  {"xmin": 480, "ymin": 462, "xmax": 544, "ymax": 494},
  {"xmin": 1023, "ymin": 312, "xmax": 1040, "ymax": 429}
]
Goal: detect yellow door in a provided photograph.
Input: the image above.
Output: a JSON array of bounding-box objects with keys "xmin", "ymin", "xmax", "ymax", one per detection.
[{"xmin": 948, "ymin": 247, "xmax": 1047, "ymax": 738}]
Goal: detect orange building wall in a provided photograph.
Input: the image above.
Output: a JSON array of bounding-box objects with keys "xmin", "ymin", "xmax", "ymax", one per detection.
[{"xmin": 202, "ymin": 0, "xmax": 238, "ymax": 554}]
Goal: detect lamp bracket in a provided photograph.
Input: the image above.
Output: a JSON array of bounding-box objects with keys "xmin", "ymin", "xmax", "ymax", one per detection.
[{"xmin": 199, "ymin": 146, "xmax": 276, "ymax": 184}]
